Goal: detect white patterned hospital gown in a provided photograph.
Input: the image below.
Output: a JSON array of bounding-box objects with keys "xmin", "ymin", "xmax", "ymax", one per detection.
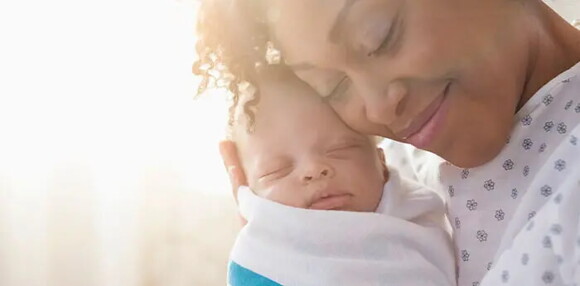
[{"xmin": 438, "ymin": 61, "xmax": 580, "ymax": 286}]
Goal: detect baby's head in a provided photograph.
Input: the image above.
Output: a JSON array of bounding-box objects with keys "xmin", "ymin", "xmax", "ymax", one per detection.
[{"xmin": 231, "ymin": 67, "xmax": 387, "ymax": 212}]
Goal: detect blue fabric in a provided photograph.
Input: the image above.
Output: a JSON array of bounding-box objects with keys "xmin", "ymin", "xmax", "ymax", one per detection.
[{"xmin": 228, "ymin": 261, "xmax": 282, "ymax": 286}]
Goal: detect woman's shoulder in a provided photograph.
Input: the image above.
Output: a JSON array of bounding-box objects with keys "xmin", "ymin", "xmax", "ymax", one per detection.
[
  {"xmin": 481, "ymin": 150, "xmax": 580, "ymax": 285},
  {"xmin": 516, "ymin": 61, "xmax": 580, "ymax": 120}
]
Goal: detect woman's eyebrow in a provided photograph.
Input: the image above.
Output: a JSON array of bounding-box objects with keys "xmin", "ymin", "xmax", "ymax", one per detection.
[{"xmin": 328, "ymin": 0, "xmax": 357, "ymax": 43}]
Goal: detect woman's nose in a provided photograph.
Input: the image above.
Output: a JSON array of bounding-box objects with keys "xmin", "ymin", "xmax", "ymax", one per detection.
[
  {"xmin": 361, "ymin": 80, "xmax": 408, "ymax": 126},
  {"xmin": 301, "ymin": 162, "xmax": 335, "ymax": 183}
]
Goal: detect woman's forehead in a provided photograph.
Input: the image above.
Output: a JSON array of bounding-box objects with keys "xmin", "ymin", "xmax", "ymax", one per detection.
[{"xmin": 268, "ymin": 0, "xmax": 352, "ymax": 66}]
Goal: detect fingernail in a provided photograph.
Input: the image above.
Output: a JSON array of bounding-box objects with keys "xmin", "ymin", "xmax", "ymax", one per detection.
[{"xmin": 228, "ymin": 165, "xmax": 236, "ymax": 175}]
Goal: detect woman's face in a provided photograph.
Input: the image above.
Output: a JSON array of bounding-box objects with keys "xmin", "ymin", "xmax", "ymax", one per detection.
[{"xmin": 267, "ymin": 0, "xmax": 530, "ymax": 167}]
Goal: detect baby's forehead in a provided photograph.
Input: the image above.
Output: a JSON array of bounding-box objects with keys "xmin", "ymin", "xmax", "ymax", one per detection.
[
  {"xmin": 238, "ymin": 68, "xmax": 320, "ymax": 118},
  {"xmin": 230, "ymin": 69, "xmax": 313, "ymax": 132},
  {"xmin": 256, "ymin": 67, "xmax": 320, "ymax": 101}
]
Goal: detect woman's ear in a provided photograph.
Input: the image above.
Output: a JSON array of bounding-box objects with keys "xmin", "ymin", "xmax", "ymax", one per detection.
[{"xmin": 376, "ymin": 147, "xmax": 389, "ymax": 182}]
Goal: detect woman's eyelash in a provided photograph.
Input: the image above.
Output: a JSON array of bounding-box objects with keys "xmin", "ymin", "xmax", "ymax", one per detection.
[{"xmin": 368, "ymin": 13, "xmax": 401, "ymax": 57}]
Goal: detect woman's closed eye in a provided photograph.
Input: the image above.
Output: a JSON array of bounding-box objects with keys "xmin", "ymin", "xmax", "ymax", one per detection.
[
  {"xmin": 321, "ymin": 12, "xmax": 404, "ymax": 102},
  {"xmin": 367, "ymin": 10, "xmax": 403, "ymax": 57}
]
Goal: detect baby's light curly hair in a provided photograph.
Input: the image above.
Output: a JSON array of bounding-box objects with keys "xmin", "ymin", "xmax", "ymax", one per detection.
[{"xmin": 192, "ymin": 0, "xmax": 273, "ymax": 130}]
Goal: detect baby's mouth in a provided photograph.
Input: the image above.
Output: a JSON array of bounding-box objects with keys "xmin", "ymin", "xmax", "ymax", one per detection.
[{"xmin": 309, "ymin": 193, "xmax": 353, "ymax": 210}]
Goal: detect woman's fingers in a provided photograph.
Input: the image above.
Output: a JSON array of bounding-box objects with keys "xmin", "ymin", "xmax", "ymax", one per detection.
[
  {"xmin": 219, "ymin": 140, "xmax": 248, "ymax": 203},
  {"xmin": 219, "ymin": 140, "xmax": 248, "ymax": 226},
  {"xmin": 377, "ymin": 147, "xmax": 390, "ymax": 181}
]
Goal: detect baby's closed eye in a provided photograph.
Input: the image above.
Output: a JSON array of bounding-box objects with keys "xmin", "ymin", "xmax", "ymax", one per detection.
[{"xmin": 257, "ymin": 163, "xmax": 293, "ymax": 182}]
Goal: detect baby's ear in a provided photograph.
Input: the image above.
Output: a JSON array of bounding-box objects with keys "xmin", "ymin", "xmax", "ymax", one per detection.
[{"xmin": 376, "ymin": 147, "xmax": 389, "ymax": 182}]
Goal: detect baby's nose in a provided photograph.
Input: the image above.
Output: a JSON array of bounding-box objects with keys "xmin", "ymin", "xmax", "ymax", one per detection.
[
  {"xmin": 302, "ymin": 164, "xmax": 334, "ymax": 183},
  {"xmin": 303, "ymin": 169, "xmax": 328, "ymax": 181}
]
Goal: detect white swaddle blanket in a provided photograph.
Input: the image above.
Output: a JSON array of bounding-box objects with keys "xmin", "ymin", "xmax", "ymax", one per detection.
[{"xmin": 228, "ymin": 170, "xmax": 456, "ymax": 286}]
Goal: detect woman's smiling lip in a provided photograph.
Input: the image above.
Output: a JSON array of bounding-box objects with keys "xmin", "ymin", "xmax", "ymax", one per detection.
[{"xmin": 399, "ymin": 82, "xmax": 451, "ymax": 149}]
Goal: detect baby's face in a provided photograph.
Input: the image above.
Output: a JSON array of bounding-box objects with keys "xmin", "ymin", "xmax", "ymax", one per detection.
[{"xmin": 237, "ymin": 73, "xmax": 386, "ymax": 212}]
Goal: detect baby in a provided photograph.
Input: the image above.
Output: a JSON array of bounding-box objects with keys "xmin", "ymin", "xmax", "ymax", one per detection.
[{"xmin": 227, "ymin": 67, "xmax": 455, "ymax": 286}]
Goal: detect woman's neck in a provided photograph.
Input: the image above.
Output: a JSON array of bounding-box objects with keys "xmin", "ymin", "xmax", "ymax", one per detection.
[{"xmin": 518, "ymin": 1, "xmax": 580, "ymax": 109}]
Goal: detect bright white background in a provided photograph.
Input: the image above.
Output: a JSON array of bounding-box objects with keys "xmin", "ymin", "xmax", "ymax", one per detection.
[
  {"xmin": 0, "ymin": 0, "xmax": 239, "ymax": 285},
  {"xmin": 0, "ymin": 0, "xmax": 577, "ymax": 286}
]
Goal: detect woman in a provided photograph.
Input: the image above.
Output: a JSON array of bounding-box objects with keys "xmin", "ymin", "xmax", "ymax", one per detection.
[{"xmin": 194, "ymin": 0, "xmax": 580, "ymax": 284}]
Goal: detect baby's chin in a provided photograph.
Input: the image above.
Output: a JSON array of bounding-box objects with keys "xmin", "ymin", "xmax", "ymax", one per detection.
[{"xmin": 262, "ymin": 195, "xmax": 379, "ymax": 212}]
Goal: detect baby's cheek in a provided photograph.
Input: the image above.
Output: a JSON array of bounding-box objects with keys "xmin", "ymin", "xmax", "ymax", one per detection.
[
  {"xmin": 355, "ymin": 162, "xmax": 387, "ymax": 198},
  {"xmin": 356, "ymin": 156, "xmax": 385, "ymax": 178},
  {"xmin": 259, "ymin": 183, "xmax": 309, "ymax": 209}
]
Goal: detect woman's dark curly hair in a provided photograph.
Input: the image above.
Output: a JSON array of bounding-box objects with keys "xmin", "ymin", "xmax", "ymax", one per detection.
[{"xmin": 192, "ymin": 0, "xmax": 275, "ymax": 130}]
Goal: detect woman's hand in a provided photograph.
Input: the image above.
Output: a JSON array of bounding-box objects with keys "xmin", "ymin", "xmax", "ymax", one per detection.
[{"xmin": 219, "ymin": 140, "xmax": 248, "ymax": 225}]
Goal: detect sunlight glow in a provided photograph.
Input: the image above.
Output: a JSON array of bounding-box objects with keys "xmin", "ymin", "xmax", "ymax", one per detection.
[
  {"xmin": 0, "ymin": 1, "xmax": 238, "ymax": 284},
  {"xmin": 0, "ymin": 0, "xmax": 232, "ymax": 196}
]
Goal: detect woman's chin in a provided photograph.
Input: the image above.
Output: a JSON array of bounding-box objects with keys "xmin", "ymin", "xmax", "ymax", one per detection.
[{"xmin": 440, "ymin": 137, "xmax": 507, "ymax": 168}]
